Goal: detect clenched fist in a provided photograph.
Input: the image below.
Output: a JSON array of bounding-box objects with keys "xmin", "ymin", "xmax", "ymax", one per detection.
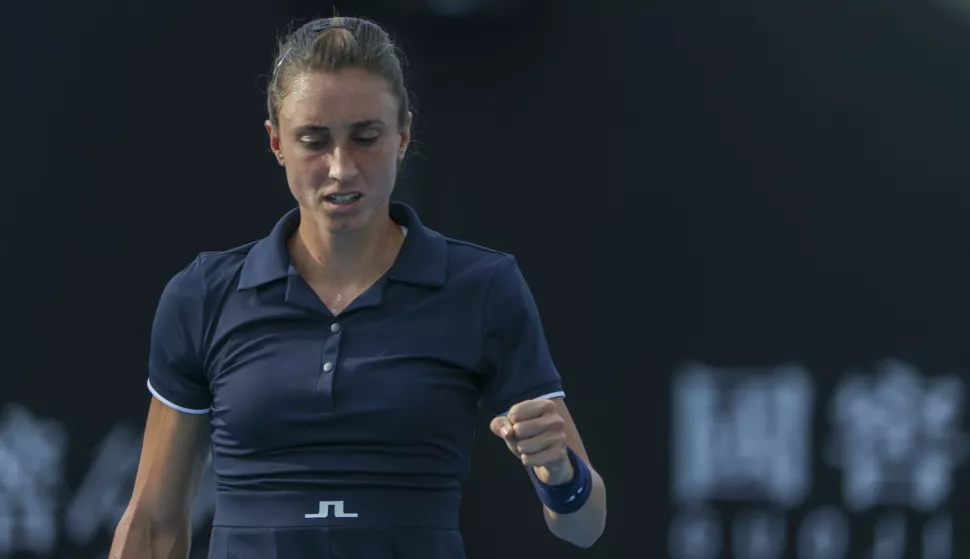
[{"xmin": 490, "ymin": 398, "xmax": 574, "ymax": 486}]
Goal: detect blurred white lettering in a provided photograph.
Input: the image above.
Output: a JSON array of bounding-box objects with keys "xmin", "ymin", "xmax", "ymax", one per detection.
[
  {"xmin": 669, "ymin": 359, "xmax": 965, "ymax": 557},
  {"xmin": 922, "ymin": 513, "xmax": 951, "ymax": 559},
  {"xmin": 671, "ymin": 363, "xmax": 814, "ymax": 507},
  {"xmin": 797, "ymin": 506, "xmax": 848, "ymax": 559},
  {"xmin": 0, "ymin": 405, "xmax": 66, "ymax": 555},
  {"xmin": 868, "ymin": 513, "xmax": 905, "ymax": 559},
  {"xmin": 668, "ymin": 507, "xmax": 722, "ymax": 559},
  {"xmin": 827, "ymin": 360, "xmax": 967, "ymax": 512},
  {"xmin": 732, "ymin": 509, "xmax": 785, "ymax": 559}
]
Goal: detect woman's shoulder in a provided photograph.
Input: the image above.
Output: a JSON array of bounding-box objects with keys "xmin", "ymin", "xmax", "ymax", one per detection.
[
  {"xmin": 436, "ymin": 231, "xmax": 513, "ymax": 270},
  {"xmin": 429, "ymin": 231, "xmax": 530, "ymax": 292},
  {"xmin": 164, "ymin": 240, "xmax": 261, "ymax": 297}
]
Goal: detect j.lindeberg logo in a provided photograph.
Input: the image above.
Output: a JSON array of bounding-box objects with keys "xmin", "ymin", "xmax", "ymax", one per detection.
[{"xmin": 305, "ymin": 501, "xmax": 359, "ymax": 519}]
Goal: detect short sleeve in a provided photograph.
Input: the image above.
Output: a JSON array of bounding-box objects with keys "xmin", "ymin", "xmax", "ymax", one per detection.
[
  {"xmin": 146, "ymin": 256, "xmax": 211, "ymax": 414},
  {"xmin": 480, "ymin": 255, "xmax": 565, "ymax": 416}
]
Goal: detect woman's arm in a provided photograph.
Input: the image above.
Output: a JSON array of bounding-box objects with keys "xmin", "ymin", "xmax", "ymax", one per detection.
[
  {"xmin": 109, "ymin": 397, "xmax": 210, "ymax": 559},
  {"xmin": 491, "ymin": 397, "xmax": 607, "ymax": 548},
  {"xmin": 536, "ymin": 399, "xmax": 606, "ymax": 548}
]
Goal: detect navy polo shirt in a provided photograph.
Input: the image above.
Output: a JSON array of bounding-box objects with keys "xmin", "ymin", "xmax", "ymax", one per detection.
[{"xmin": 146, "ymin": 202, "xmax": 565, "ymax": 493}]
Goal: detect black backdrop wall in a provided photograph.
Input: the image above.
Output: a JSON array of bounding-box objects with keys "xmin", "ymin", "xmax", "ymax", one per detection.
[{"xmin": 3, "ymin": 0, "xmax": 970, "ymax": 557}]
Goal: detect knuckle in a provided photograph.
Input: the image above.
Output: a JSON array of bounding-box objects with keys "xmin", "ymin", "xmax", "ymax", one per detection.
[{"xmin": 543, "ymin": 417, "xmax": 564, "ymax": 433}]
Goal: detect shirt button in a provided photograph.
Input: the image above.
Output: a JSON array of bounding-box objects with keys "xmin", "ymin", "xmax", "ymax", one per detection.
[
  {"xmin": 331, "ymin": 323, "xmax": 341, "ymax": 333},
  {"xmin": 323, "ymin": 362, "xmax": 334, "ymax": 373}
]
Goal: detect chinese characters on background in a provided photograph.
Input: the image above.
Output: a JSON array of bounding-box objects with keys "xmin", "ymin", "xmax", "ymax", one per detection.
[
  {"xmin": 670, "ymin": 360, "xmax": 967, "ymax": 559},
  {"xmin": 0, "ymin": 405, "xmax": 215, "ymax": 557}
]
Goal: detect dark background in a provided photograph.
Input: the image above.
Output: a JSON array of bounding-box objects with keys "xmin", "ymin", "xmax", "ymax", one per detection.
[{"xmin": 3, "ymin": 0, "xmax": 970, "ymax": 557}]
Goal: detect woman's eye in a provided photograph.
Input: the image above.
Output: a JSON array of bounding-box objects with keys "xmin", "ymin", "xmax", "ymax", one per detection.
[{"xmin": 300, "ymin": 137, "xmax": 328, "ymax": 149}]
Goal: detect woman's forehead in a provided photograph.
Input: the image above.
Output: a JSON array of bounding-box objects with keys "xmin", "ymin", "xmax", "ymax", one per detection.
[{"xmin": 279, "ymin": 70, "xmax": 397, "ymax": 126}]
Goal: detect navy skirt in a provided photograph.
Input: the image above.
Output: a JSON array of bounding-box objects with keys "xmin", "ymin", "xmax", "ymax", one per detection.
[{"xmin": 208, "ymin": 488, "xmax": 466, "ymax": 558}]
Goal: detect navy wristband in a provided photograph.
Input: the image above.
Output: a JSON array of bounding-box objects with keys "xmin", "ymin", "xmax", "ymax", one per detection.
[{"xmin": 527, "ymin": 447, "xmax": 593, "ymax": 514}]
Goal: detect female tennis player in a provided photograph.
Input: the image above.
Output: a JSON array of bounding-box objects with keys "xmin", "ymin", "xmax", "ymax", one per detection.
[{"xmin": 109, "ymin": 16, "xmax": 606, "ymax": 558}]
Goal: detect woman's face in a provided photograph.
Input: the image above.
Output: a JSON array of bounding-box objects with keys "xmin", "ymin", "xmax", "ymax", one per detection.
[{"xmin": 267, "ymin": 68, "xmax": 410, "ymax": 234}]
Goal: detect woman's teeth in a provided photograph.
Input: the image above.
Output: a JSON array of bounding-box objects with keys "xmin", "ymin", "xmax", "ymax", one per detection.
[{"xmin": 327, "ymin": 193, "xmax": 360, "ymax": 204}]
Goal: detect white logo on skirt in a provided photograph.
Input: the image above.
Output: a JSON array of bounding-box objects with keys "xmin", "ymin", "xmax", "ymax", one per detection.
[{"xmin": 305, "ymin": 501, "xmax": 359, "ymax": 519}]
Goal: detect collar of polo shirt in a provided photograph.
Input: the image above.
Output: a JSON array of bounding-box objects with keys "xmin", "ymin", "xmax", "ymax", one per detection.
[{"xmin": 237, "ymin": 202, "xmax": 448, "ymax": 290}]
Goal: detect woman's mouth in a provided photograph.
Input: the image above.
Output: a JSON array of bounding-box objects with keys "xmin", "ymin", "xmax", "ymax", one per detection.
[{"xmin": 324, "ymin": 192, "xmax": 362, "ymax": 206}]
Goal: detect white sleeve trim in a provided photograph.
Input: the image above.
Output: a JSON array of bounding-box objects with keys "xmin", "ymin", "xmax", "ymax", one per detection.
[
  {"xmin": 498, "ymin": 391, "xmax": 566, "ymax": 417},
  {"xmin": 147, "ymin": 379, "xmax": 210, "ymax": 415}
]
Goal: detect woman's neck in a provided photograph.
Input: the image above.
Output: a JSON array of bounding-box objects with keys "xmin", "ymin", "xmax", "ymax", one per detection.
[{"xmin": 289, "ymin": 209, "xmax": 403, "ymax": 289}]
